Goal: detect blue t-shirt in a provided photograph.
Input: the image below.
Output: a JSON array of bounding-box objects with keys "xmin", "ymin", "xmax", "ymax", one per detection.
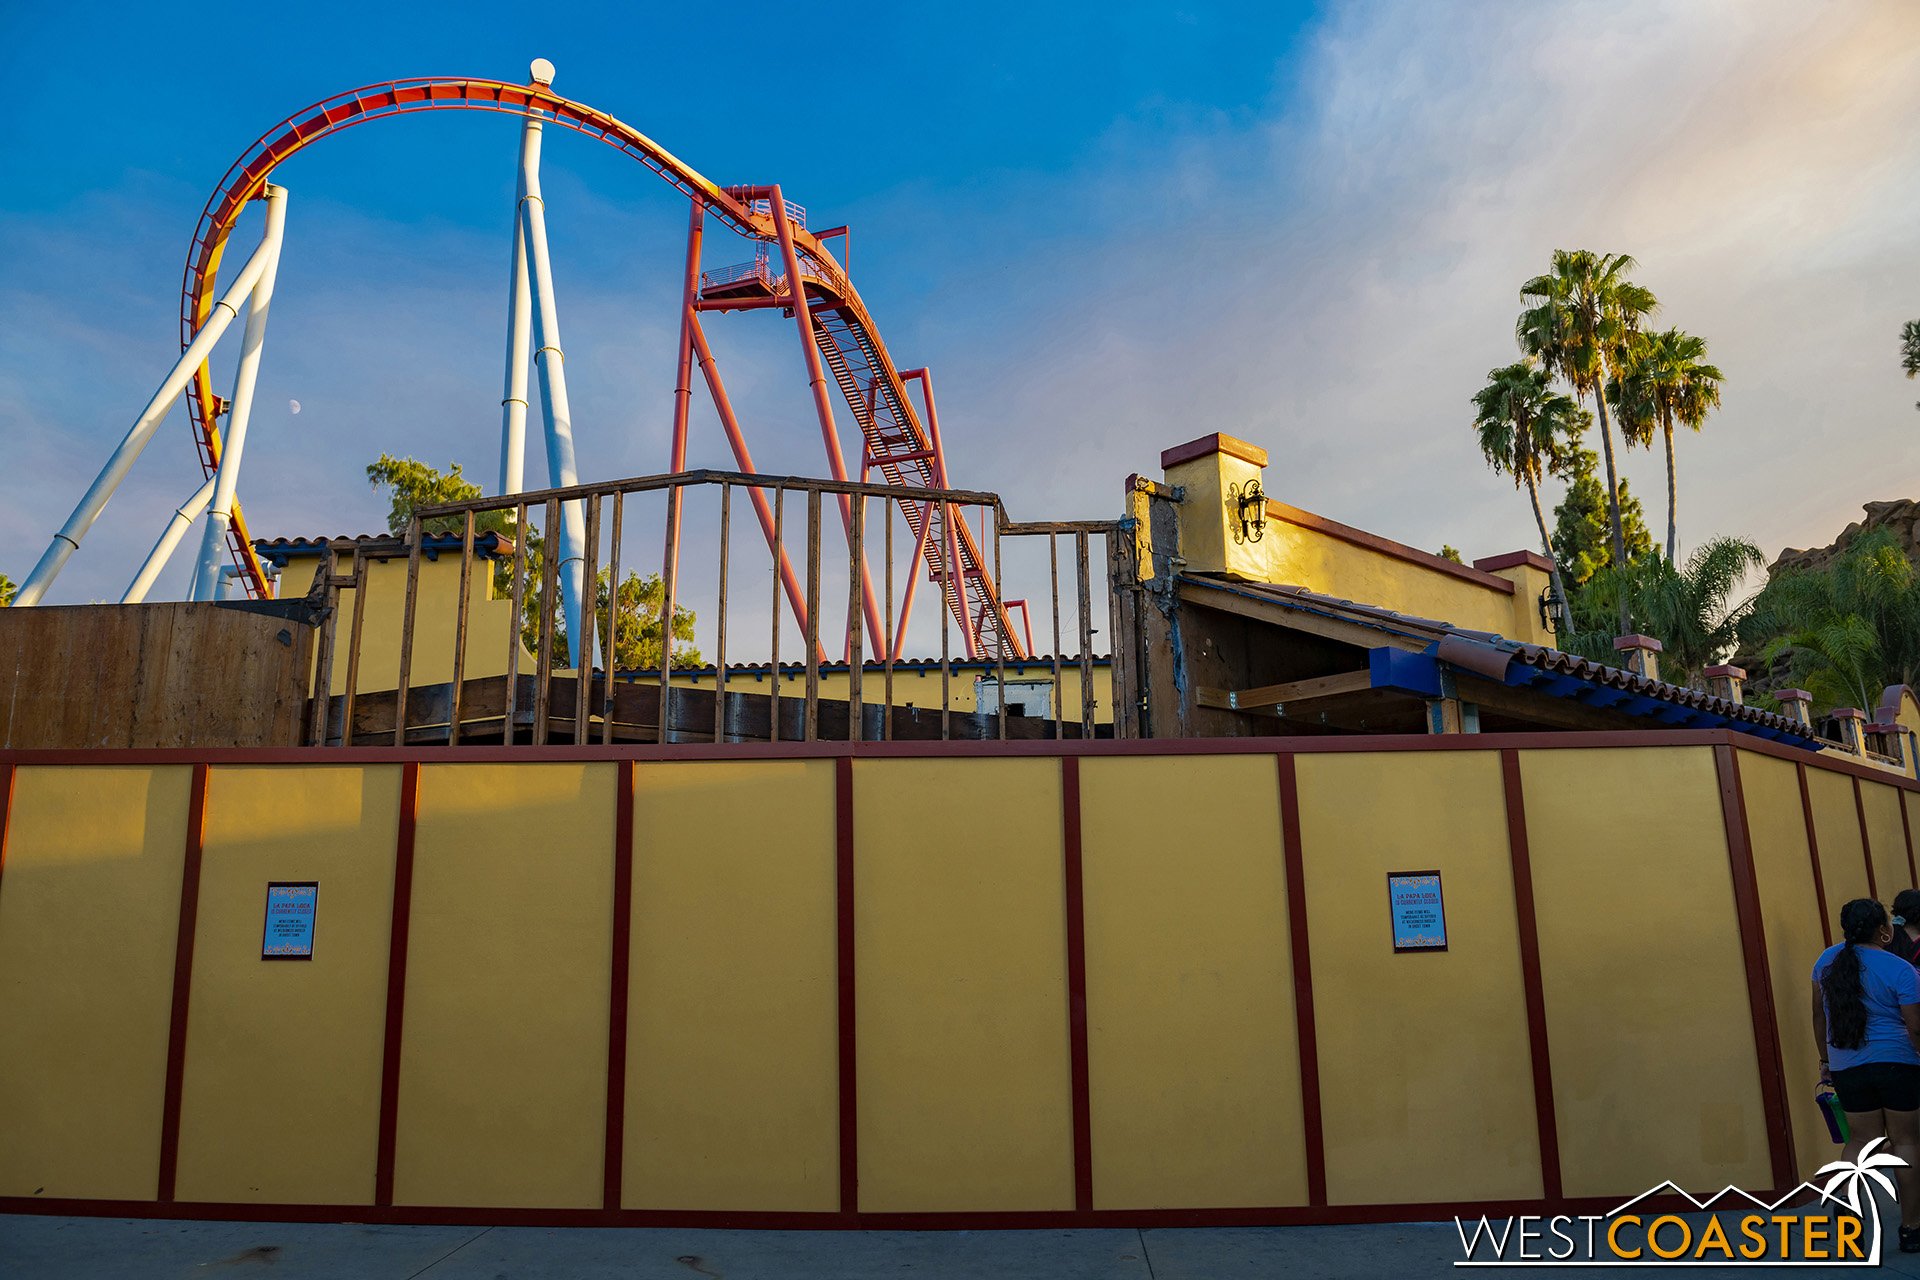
[{"xmin": 1814, "ymin": 944, "xmax": 1920, "ymax": 1070}]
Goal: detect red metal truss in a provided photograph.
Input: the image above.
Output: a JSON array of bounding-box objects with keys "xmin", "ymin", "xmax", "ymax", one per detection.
[{"xmin": 171, "ymin": 74, "xmax": 1026, "ymax": 658}]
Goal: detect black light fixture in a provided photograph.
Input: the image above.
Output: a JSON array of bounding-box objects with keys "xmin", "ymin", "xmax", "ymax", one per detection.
[
  {"xmin": 1229, "ymin": 479, "xmax": 1266, "ymax": 545},
  {"xmin": 1538, "ymin": 584, "xmax": 1564, "ymax": 631}
]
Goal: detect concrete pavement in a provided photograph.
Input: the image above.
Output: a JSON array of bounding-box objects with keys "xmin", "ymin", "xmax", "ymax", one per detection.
[{"xmin": 5, "ymin": 1208, "xmax": 1919, "ymax": 1278}]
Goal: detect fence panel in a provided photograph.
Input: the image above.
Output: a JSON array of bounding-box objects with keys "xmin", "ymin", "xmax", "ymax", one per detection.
[
  {"xmin": 1519, "ymin": 746, "xmax": 1771, "ymax": 1198},
  {"xmin": 1078, "ymin": 754, "xmax": 1308, "ymax": 1211},
  {"xmin": 0, "ymin": 765, "xmax": 191, "ymax": 1199},
  {"xmin": 1297, "ymin": 750, "xmax": 1542, "ymax": 1205},
  {"xmin": 393, "ymin": 763, "xmax": 615, "ymax": 1208}
]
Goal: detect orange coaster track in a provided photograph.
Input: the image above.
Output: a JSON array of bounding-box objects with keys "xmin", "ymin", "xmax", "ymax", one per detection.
[{"xmin": 178, "ymin": 75, "xmax": 1022, "ymax": 659}]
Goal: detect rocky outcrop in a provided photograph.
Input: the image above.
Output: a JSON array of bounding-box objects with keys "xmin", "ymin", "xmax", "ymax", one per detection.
[{"xmin": 1770, "ymin": 499, "xmax": 1920, "ymax": 576}]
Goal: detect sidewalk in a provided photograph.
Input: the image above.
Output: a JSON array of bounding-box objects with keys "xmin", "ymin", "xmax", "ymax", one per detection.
[{"xmin": 6, "ymin": 1209, "xmax": 1920, "ymax": 1278}]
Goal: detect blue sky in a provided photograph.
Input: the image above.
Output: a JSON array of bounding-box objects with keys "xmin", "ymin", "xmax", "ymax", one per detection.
[{"xmin": 4, "ymin": 1, "xmax": 1918, "ymax": 641}]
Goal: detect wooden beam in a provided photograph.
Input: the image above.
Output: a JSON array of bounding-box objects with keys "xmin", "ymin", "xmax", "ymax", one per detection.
[
  {"xmin": 1455, "ymin": 674, "xmax": 1647, "ymax": 733},
  {"xmin": 1198, "ymin": 669, "xmax": 1374, "ymax": 715},
  {"xmin": 1175, "ymin": 580, "xmax": 1424, "ymax": 653}
]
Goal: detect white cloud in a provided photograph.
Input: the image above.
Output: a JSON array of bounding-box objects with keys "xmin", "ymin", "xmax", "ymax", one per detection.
[
  {"xmin": 5, "ymin": 0, "xmax": 1918, "ymax": 627},
  {"xmin": 925, "ymin": 0, "xmax": 1920, "ymax": 578}
]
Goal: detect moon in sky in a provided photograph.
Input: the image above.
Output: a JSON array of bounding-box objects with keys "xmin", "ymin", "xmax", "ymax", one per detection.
[{"xmin": 289, "ymin": 399, "xmax": 301, "ymax": 415}]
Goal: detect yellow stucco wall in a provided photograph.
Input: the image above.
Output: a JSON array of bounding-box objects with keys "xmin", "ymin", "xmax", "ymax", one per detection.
[
  {"xmin": 624, "ymin": 760, "xmax": 839, "ymax": 1211},
  {"xmin": 1258, "ymin": 522, "xmax": 1544, "ymax": 642},
  {"xmin": 176, "ymin": 765, "xmax": 399, "ymax": 1204},
  {"xmin": 852, "ymin": 757, "xmax": 1075, "ymax": 1212},
  {"xmin": 4, "ymin": 745, "xmax": 1908, "ymax": 1217},
  {"xmin": 393, "ymin": 762, "xmax": 614, "ymax": 1208},
  {"xmin": 1297, "ymin": 751, "xmax": 1542, "ymax": 1205},
  {"xmin": 0, "ymin": 765, "xmax": 190, "ymax": 1199},
  {"xmin": 655, "ymin": 663, "xmax": 1112, "ymax": 724},
  {"xmin": 1164, "ymin": 447, "xmax": 1553, "ymax": 645},
  {"xmin": 1519, "ymin": 747, "xmax": 1772, "ymax": 1198},
  {"xmin": 1736, "ymin": 750, "xmax": 1832, "ymax": 1179},
  {"xmin": 1806, "ymin": 767, "xmax": 1871, "ymax": 906},
  {"xmin": 299, "ymin": 551, "xmax": 527, "ymax": 697},
  {"xmin": 1078, "ymin": 754, "xmax": 1309, "ymax": 1210},
  {"xmin": 1861, "ymin": 781, "xmax": 1913, "ymax": 898}
]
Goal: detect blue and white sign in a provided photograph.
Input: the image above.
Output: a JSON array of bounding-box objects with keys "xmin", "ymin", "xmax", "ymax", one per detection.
[
  {"xmin": 1388, "ymin": 871, "xmax": 1447, "ymax": 952},
  {"xmin": 262, "ymin": 882, "xmax": 318, "ymax": 959}
]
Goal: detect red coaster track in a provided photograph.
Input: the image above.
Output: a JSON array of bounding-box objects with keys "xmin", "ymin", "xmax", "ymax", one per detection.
[{"xmin": 179, "ymin": 75, "xmax": 1022, "ymax": 658}]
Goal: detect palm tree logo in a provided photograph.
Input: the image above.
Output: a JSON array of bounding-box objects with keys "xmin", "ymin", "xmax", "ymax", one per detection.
[{"xmin": 1817, "ymin": 1136, "xmax": 1907, "ymax": 1262}]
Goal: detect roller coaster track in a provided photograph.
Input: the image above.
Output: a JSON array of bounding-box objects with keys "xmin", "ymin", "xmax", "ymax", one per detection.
[{"xmin": 177, "ymin": 75, "xmax": 1021, "ymax": 657}]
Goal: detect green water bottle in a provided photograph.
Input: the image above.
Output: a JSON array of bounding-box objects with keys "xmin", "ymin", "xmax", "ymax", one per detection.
[{"xmin": 1817, "ymin": 1075, "xmax": 1849, "ymax": 1144}]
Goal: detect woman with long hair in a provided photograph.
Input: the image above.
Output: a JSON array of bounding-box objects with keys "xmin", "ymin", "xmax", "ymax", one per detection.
[
  {"xmin": 1889, "ymin": 890, "xmax": 1920, "ymax": 967},
  {"xmin": 1815, "ymin": 898, "xmax": 1920, "ymax": 1251}
]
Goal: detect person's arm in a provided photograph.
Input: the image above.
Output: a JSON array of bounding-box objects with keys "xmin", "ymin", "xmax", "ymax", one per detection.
[
  {"xmin": 1898, "ymin": 963, "xmax": 1920, "ymax": 1056},
  {"xmin": 1814, "ymin": 979, "xmax": 1831, "ymax": 1080}
]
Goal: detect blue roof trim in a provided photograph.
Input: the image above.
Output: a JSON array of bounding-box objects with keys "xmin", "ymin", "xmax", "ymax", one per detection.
[
  {"xmin": 1369, "ymin": 647, "xmax": 1442, "ymax": 699},
  {"xmin": 1178, "ymin": 574, "xmax": 1822, "ymax": 748},
  {"xmin": 1419, "ymin": 636, "xmax": 1822, "ymax": 747}
]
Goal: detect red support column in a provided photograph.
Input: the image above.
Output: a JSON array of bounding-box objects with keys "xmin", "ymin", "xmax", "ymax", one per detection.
[
  {"xmin": 1715, "ymin": 745, "xmax": 1798, "ymax": 1191},
  {"xmin": 1060, "ymin": 757, "xmax": 1093, "ymax": 1212},
  {"xmin": 901, "ymin": 368, "xmax": 977, "ymax": 659},
  {"xmin": 1275, "ymin": 753, "xmax": 1326, "ymax": 1207},
  {"xmin": 1500, "ymin": 750, "xmax": 1564, "ymax": 1203},
  {"xmin": 1855, "ymin": 777, "xmax": 1878, "ymax": 902},
  {"xmin": 835, "ymin": 756, "xmax": 859, "ymax": 1216},
  {"xmin": 0, "ymin": 762, "xmax": 14, "ymax": 905},
  {"xmin": 603, "ymin": 759, "xmax": 635, "ymax": 1211},
  {"xmin": 767, "ymin": 187, "xmax": 883, "ymax": 646},
  {"xmin": 156, "ymin": 763, "xmax": 210, "ymax": 1202},
  {"xmin": 659, "ymin": 199, "xmax": 707, "ymax": 653},
  {"xmin": 1798, "ymin": 764, "xmax": 1832, "ymax": 947},
  {"xmin": 688, "ymin": 314, "xmax": 816, "ymax": 656},
  {"xmin": 891, "ymin": 501, "xmax": 936, "ymax": 661},
  {"xmin": 374, "ymin": 762, "xmax": 421, "ymax": 1207}
]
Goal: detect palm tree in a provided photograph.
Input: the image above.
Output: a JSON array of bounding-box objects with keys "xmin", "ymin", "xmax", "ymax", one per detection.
[
  {"xmin": 1609, "ymin": 329, "xmax": 1722, "ymax": 562},
  {"xmin": 1745, "ymin": 529, "xmax": 1920, "ymax": 712},
  {"xmin": 1630, "ymin": 537, "xmax": 1765, "ymax": 685},
  {"xmin": 1556, "ymin": 537, "xmax": 1764, "ymax": 681},
  {"xmin": 1516, "ymin": 250, "xmax": 1658, "ymax": 631},
  {"xmin": 1903, "ymin": 319, "xmax": 1920, "ymax": 409},
  {"xmin": 1471, "ymin": 362, "xmax": 1581, "ymax": 632}
]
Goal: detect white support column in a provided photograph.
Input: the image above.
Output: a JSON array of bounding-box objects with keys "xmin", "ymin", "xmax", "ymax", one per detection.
[
  {"xmin": 499, "ymin": 167, "xmax": 533, "ymax": 497},
  {"xmin": 517, "ymin": 72, "xmax": 588, "ymax": 665},
  {"xmin": 193, "ymin": 184, "xmax": 288, "ymax": 601},
  {"xmin": 122, "ymin": 474, "xmax": 217, "ymax": 603},
  {"xmin": 15, "ymin": 211, "xmax": 285, "ymax": 607}
]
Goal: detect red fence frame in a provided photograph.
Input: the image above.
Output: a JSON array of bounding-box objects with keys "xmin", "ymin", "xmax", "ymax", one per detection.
[{"xmin": 0, "ymin": 728, "xmax": 1912, "ymax": 1229}]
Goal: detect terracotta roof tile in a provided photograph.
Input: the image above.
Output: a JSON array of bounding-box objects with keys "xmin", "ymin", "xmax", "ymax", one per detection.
[{"xmin": 1182, "ymin": 574, "xmax": 1818, "ymax": 745}]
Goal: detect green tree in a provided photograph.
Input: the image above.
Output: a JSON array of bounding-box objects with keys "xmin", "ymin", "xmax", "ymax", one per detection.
[
  {"xmin": 366, "ymin": 455, "xmax": 701, "ymax": 673},
  {"xmin": 0, "ymin": 574, "xmax": 14, "ymax": 607},
  {"xmin": 1558, "ymin": 538, "xmax": 1763, "ymax": 678},
  {"xmin": 1551, "ymin": 445, "xmax": 1654, "ymax": 590},
  {"xmin": 1744, "ymin": 529, "xmax": 1920, "ymax": 712},
  {"xmin": 365, "ymin": 455, "xmax": 509, "ymax": 537},
  {"xmin": 1471, "ymin": 361, "xmax": 1583, "ymax": 631},
  {"xmin": 1438, "ymin": 545, "xmax": 1463, "ymax": 564},
  {"xmin": 1517, "ymin": 250, "xmax": 1658, "ymax": 631},
  {"xmin": 518, "ymin": 528, "xmax": 702, "ymax": 672},
  {"xmin": 1620, "ymin": 537, "xmax": 1766, "ymax": 687},
  {"xmin": 1608, "ymin": 328, "xmax": 1722, "ymax": 563},
  {"xmin": 1903, "ymin": 319, "xmax": 1920, "ymax": 409}
]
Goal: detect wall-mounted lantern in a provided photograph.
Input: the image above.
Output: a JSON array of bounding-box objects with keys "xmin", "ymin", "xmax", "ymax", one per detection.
[
  {"xmin": 1228, "ymin": 479, "xmax": 1266, "ymax": 545},
  {"xmin": 1537, "ymin": 584, "xmax": 1564, "ymax": 632}
]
